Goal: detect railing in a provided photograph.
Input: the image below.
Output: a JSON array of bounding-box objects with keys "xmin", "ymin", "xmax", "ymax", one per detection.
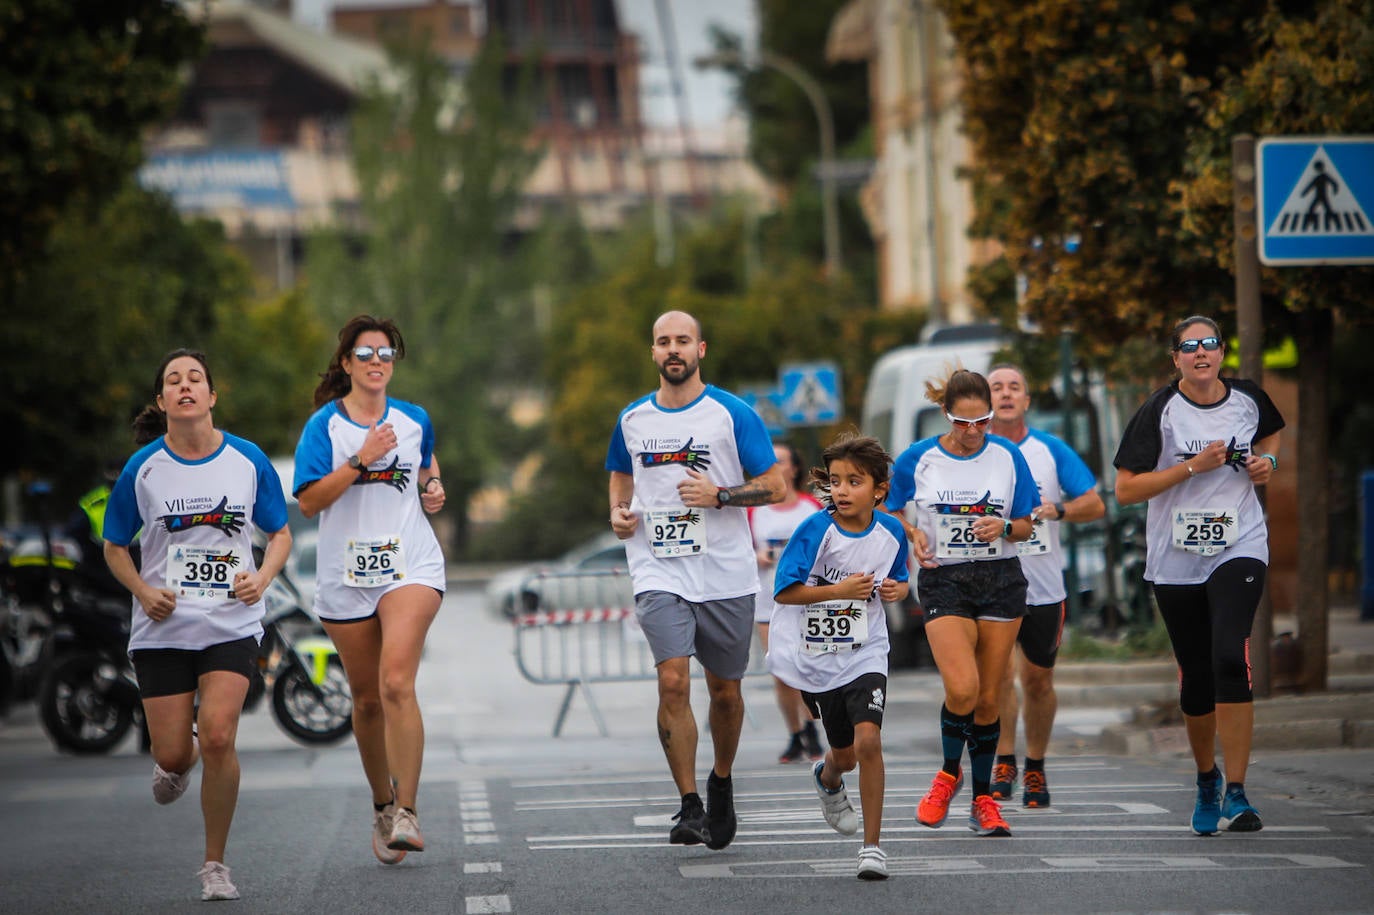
[{"xmin": 510, "ymin": 568, "xmax": 768, "ymax": 736}]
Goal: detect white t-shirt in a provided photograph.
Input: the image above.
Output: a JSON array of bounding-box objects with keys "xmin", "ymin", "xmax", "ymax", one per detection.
[
  {"xmin": 767, "ymin": 509, "xmax": 909, "ymax": 692},
  {"xmin": 749, "ymin": 494, "xmax": 824, "ymax": 622},
  {"xmin": 886, "ymin": 433, "xmax": 1039, "ymax": 567},
  {"xmin": 1013, "ymin": 429, "xmax": 1098, "ymax": 605},
  {"xmin": 605, "ymin": 385, "xmax": 777, "ymax": 602},
  {"xmin": 1113, "ymin": 378, "xmax": 1284, "ymax": 585},
  {"xmin": 294, "ymin": 398, "xmax": 447, "ymax": 621},
  {"xmin": 104, "ymin": 432, "xmax": 288, "ymax": 652}
]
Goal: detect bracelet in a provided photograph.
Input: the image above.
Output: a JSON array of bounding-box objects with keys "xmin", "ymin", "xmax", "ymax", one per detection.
[
  {"xmin": 1259, "ymin": 453, "xmax": 1278, "ymax": 471},
  {"xmin": 1185, "ymin": 463, "xmax": 1196, "ymax": 477},
  {"xmin": 424, "ymin": 477, "xmax": 442, "ymax": 492}
]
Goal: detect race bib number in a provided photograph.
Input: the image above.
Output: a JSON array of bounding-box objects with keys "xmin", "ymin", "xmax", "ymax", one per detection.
[
  {"xmin": 344, "ymin": 535, "xmax": 407, "ymax": 587},
  {"xmin": 647, "ymin": 508, "xmax": 707, "ymax": 559},
  {"xmin": 1016, "ymin": 522, "xmax": 1050, "ymax": 557},
  {"xmin": 1171, "ymin": 507, "xmax": 1237, "ymax": 556},
  {"xmin": 801, "ymin": 601, "xmax": 868, "ymax": 655},
  {"xmin": 935, "ymin": 516, "xmax": 998, "ymax": 559},
  {"xmin": 166, "ymin": 544, "xmax": 244, "ymax": 600}
]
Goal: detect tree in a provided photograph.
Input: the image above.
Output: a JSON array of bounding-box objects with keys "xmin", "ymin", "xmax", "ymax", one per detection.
[
  {"xmin": 0, "ymin": 0, "xmax": 203, "ymax": 289},
  {"xmin": 306, "ymin": 35, "xmax": 541, "ymax": 554}
]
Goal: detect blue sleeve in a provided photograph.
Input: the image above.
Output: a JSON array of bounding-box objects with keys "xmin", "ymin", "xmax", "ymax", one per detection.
[
  {"xmin": 773, "ymin": 511, "xmax": 827, "ymax": 597},
  {"xmin": 884, "ymin": 445, "xmax": 918, "ymax": 512},
  {"xmin": 390, "ymin": 400, "xmax": 436, "ymax": 468},
  {"xmin": 1007, "ymin": 442, "xmax": 1040, "ymax": 519},
  {"xmin": 236, "ymin": 438, "xmax": 288, "ymax": 534},
  {"xmin": 722, "ymin": 391, "xmax": 777, "ymax": 478},
  {"xmin": 102, "ymin": 446, "xmax": 157, "ymax": 546},
  {"xmin": 1037, "ymin": 430, "xmax": 1097, "ymax": 500},
  {"xmin": 877, "ymin": 514, "xmax": 910, "ymax": 582},
  {"xmin": 605, "ymin": 412, "xmax": 633, "ymax": 474},
  {"xmin": 293, "ymin": 407, "xmax": 335, "ymax": 496}
]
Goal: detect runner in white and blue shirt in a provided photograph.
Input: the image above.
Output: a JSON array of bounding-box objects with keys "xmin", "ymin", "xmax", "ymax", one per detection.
[
  {"xmin": 294, "ymin": 397, "xmax": 447, "ymax": 622},
  {"xmin": 606, "ymin": 310, "xmax": 785, "ymax": 852},
  {"xmin": 105, "ymin": 433, "xmax": 288, "ymax": 651}
]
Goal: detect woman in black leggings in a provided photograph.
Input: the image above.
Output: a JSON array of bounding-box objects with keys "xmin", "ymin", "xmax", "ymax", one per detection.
[{"xmin": 1114, "ymin": 315, "xmax": 1284, "ymax": 835}]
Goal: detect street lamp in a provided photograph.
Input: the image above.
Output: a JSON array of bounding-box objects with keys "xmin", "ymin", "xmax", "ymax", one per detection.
[{"xmin": 694, "ymin": 48, "xmax": 842, "ymax": 280}]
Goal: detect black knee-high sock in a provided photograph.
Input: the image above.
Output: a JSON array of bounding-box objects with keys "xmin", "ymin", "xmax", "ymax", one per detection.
[
  {"xmin": 968, "ymin": 719, "xmax": 1001, "ymax": 797},
  {"xmin": 940, "ymin": 704, "xmax": 973, "ymax": 776}
]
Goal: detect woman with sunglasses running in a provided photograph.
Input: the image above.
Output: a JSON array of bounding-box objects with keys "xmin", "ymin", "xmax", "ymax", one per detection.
[
  {"xmin": 883, "ymin": 368, "xmax": 1038, "ymax": 837},
  {"xmin": 1114, "ymin": 315, "xmax": 1283, "ymax": 835},
  {"xmin": 293, "ymin": 315, "xmax": 447, "ymax": 864}
]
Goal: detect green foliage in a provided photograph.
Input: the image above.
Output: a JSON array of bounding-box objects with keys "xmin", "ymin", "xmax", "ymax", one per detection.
[
  {"xmin": 306, "ymin": 35, "xmax": 541, "ymax": 553},
  {"xmin": 1, "ymin": 183, "xmax": 254, "ymax": 505},
  {"xmin": 1060, "ymin": 618, "xmax": 1172, "ymax": 661},
  {"xmin": 0, "ymin": 0, "xmax": 203, "ymax": 287}
]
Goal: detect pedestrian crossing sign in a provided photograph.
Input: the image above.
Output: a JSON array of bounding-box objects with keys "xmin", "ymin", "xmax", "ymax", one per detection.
[
  {"xmin": 1257, "ymin": 136, "xmax": 1374, "ymax": 265},
  {"xmin": 779, "ymin": 362, "xmax": 841, "ymax": 427}
]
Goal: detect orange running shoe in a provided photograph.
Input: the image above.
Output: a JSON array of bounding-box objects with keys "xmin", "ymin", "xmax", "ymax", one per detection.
[
  {"xmin": 969, "ymin": 794, "xmax": 1012, "ymax": 836},
  {"xmin": 990, "ymin": 761, "xmax": 1017, "ymax": 800},
  {"xmin": 916, "ymin": 769, "xmax": 963, "ymax": 828}
]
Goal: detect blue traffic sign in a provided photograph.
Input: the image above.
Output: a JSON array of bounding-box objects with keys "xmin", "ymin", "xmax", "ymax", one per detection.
[
  {"xmin": 736, "ymin": 385, "xmax": 787, "ymax": 438},
  {"xmin": 1257, "ymin": 136, "xmax": 1374, "ymax": 265},
  {"xmin": 779, "ymin": 362, "xmax": 841, "ymax": 427}
]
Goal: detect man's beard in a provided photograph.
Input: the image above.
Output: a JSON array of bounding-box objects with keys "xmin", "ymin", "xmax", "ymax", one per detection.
[{"xmin": 658, "ymin": 359, "xmax": 697, "ymax": 385}]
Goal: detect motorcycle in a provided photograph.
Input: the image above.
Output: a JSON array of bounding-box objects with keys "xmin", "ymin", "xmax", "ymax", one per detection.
[
  {"xmin": 243, "ymin": 570, "xmax": 353, "ymax": 746},
  {"xmin": 37, "ymin": 585, "xmax": 144, "ymax": 754}
]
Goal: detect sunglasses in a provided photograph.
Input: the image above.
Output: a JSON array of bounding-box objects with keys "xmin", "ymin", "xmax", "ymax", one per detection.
[
  {"xmin": 352, "ymin": 345, "xmax": 396, "ymax": 363},
  {"xmin": 1176, "ymin": 336, "xmax": 1221, "ymax": 354},
  {"xmin": 946, "ymin": 410, "xmax": 994, "ymax": 429}
]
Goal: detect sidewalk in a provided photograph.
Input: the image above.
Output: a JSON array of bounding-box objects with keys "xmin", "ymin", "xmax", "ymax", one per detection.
[{"xmin": 1091, "ymin": 602, "xmax": 1374, "ymax": 755}]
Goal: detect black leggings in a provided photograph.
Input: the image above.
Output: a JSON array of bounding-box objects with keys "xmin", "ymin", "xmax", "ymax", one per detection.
[{"xmin": 1152, "ymin": 557, "xmax": 1267, "ymax": 716}]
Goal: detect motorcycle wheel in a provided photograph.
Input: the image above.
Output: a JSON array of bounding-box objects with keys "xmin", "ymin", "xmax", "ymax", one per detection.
[
  {"xmin": 39, "ymin": 652, "xmax": 134, "ymax": 754},
  {"xmin": 270, "ymin": 658, "xmax": 353, "ymax": 745}
]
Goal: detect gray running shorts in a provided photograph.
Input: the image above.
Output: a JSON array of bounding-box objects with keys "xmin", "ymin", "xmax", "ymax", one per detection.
[{"xmin": 634, "ymin": 590, "xmax": 755, "ymax": 680}]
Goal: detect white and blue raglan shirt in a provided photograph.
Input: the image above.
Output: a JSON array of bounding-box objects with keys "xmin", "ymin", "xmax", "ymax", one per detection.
[
  {"xmin": 294, "ymin": 398, "xmax": 446, "ymax": 621},
  {"xmin": 1013, "ymin": 429, "xmax": 1098, "ymax": 605},
  {"xmin": 104, "ymin": 433, "xmax": 288, "ymax": 652},
  {"xmin": 767, "ymin": 509, "xmax": 909, "ymax": 693},
  {"xmin": 1113, "ymin": 378, "xmax": 1284, "ymax": 585},
  {"xmin": 885, "ymin": 433, "xmax": 1039, "ymax": 567},
  {"xmin": 605, "ymin": 385, "xmax": 777, "ymax": 602}
]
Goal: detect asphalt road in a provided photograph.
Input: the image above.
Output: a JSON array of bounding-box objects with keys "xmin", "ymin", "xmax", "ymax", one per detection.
[{"xmin": 2, "ymin": 584, "xmax": 1372, "ymax": 913}]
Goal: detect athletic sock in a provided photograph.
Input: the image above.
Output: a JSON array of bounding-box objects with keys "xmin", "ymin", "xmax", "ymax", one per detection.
[
  {"xmin": 967, "ymin": 719, "xmax": 1001, "ymax": 796},
  {"xmin": 1025, "ymin": 756, "xmax": 1045, "ymax": 772},
  {"xmin": 995, "ymin": 753, "xmax": 1017, "ymax": 768},
  {"xmin": 940, "ymin": 704, "xmax": 974, "ymax": 776}
]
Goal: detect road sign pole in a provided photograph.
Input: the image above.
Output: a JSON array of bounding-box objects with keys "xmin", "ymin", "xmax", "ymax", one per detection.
[{"xmin": 1234, "ymin": 134, "xmax": 1272, "ymax": 699}]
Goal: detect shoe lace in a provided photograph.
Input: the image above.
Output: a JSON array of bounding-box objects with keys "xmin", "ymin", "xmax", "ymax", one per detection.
[
  {"xmin": 929, "ymin": 774, "xmax": 957, "ymax": 803},
  {"xmin": 993, "ymin": 762, "xmax": 1017, "ymax": 784},
  {"xmin": 1023, "ymin": 770, "xmax": 1046, "ymax": 794},
  {"xmin": 198, "ymin": 862, "xmax": 232, "ymax": 890},
  {"xmin": 972, "ymin": 795, "xmax": 1005, "ymax": 825},
  {"xmin": 674, "ymin": 797, "xmax": 704, "ymax": 822}
]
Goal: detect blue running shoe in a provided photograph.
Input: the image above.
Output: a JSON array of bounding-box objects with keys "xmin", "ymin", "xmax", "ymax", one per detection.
[
  {"xmin": 1220, "ymin": 784, "xmax": 1263, "ymax": 832},
  {"xmin": 1192, "ymin": 767, "xmax": 1222, "ymax": 836}
]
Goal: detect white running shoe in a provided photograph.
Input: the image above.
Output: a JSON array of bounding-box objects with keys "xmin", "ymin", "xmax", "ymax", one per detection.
[
  {"xmin": 153, "ymin": 737, "xmax": 198, "ymax": 805},
  {"xmin": 372, "ymin": 802, "xmax": 407, "ymax": 864},
  {"xmin": 387, "ymin": 807, "xmax": 425, "ymax": 852},
  {"xmin": 197, "ymin": 861, "xmax": 239, "ymax": 901},
  {"xmin": 857, "ymin": 845, "xmax": 889, "ymax": 880},
  {"xmin": 813, "ymin": 761, "xmax": 859, "ymax": 836}
]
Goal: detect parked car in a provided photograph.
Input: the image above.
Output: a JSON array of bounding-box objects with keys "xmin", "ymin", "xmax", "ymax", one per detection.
[{"xmin": 484, "ymin": 532, "xmax": 629, "ymax": 620}]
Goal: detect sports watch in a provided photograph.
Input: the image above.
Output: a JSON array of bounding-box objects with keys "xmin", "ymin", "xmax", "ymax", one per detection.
[
  {"xmin": 348, "ymin": 454, "xmax": 364, "ymax": 471},
  {"xmin": 716, "ymin": 487, "xmax": 733, "ymax": 507}
]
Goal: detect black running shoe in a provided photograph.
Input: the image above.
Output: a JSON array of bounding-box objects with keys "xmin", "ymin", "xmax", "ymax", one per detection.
[
  {"xmin": 669, "ymin": 793, "xmax": 710, "ymax": 845},
  {"xmin": 800, "ymin": 723, "xmax": 824, "ymax": 761},
  {"xmin": 778, "ymin": 734, "xmax": 806, "ymax": 764},
  {"xmin": 704, "ymin": 771, "xmax": 737, "ymax": 850}
]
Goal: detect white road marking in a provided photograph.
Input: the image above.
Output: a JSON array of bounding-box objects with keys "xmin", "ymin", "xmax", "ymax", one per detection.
[
  {"xmin": 464, "ymin": 862, "xmax": 503, "ymax": 874},
  {"xmin": 465, "ymin": 895, "xmax": 512, "ymax": 913}
]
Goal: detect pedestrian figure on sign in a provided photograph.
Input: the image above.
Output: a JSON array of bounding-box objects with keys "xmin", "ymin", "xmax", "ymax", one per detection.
[{"xmin": 1301, "ymin": 159, "xmax": 1340, "ymax": 230}]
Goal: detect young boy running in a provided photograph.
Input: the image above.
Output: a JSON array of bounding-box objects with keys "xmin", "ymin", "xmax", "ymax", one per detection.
[{"xmin": 769, "ymin": 433, "xmax": 909, "ymax": 879}]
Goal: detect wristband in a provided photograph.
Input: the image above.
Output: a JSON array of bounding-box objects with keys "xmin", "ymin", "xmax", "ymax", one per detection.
[
  {"xmin": 424, "ymin": 477, "xmax": 442, "ymax": 492},
  {"xmin": 1259, "ymin": 453, "xmax": 1277, "ymax": 471},
  {"xmin": 1053, "ymin": 501, "xmax": 1066, "ymax": 520}
]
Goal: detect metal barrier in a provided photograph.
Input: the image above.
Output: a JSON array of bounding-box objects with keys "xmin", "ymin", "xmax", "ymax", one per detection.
[{"xmin": 511, "ymin": 568, "xmax": 768, "ymax": 736}]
